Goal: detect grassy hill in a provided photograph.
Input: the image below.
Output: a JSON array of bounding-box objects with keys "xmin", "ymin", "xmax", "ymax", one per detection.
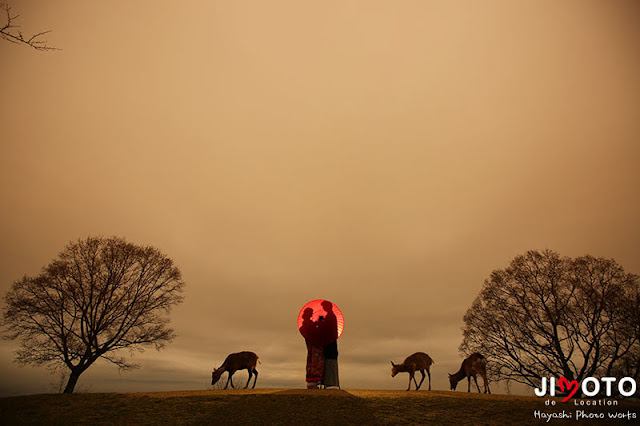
[{"xmin": 1, "ymin": 389, "xmax": 638, "ymax": 425}]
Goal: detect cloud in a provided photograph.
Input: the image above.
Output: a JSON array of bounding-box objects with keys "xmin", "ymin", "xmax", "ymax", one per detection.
[{"xmin": 1, "ymin": 0, "xmax": 639, "ymax": 397}]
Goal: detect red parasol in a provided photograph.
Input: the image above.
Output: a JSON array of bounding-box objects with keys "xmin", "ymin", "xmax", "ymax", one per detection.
[{"xmin": 298, "ymin": 299, "xmax": 344, "ymax": 346}]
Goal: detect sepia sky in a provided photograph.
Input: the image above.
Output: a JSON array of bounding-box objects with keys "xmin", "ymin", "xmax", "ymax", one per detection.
[{"xmin": 1, "ymin": 0, "xmax": 639, "ymax": 396}]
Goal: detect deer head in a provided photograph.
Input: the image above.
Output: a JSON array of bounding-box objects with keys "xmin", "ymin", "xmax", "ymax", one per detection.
[
  {"xmin": 211, "ymin": 367, "xmax": 223, "ymax": 386},
  {"xmin": 448, "ymin": 373, "xmax": 458, "ymax": 390},
  {"xmin": 390, "ymin": 361, "xmax": 399, "ymax": 377}
]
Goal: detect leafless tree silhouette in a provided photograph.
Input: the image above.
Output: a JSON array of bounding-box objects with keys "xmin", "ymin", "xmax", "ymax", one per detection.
[
  {"xmin": 1, "ymin": 2, "xmax": 58, "ymax": 51},
  {"xmin": 1, "ymin": 237, "xmax": 185, "ymax": 393},
  {"xmin": 461, "ymin": 250, "xmax": 640, "ymax": 394}
]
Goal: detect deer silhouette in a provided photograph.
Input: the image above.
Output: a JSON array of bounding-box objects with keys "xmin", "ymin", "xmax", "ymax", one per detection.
[
  {"xmin": 448, "ymin": 352, "xmax": 490, "ymax": 393},
  {"xmin": 211, "ymin": 351, "xmax": 260, "ymax": 389},
  {"xmin": 391, "ymin": 352, "xmax": 434, "ymax": 391}
]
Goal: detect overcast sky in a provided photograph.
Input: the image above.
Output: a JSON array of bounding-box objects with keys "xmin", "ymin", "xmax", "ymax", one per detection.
[{"xmin": 1, "ymin": 0, "xmax": 639, "ymax": 397}]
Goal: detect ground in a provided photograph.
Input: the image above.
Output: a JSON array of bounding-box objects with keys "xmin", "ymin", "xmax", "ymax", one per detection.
[{"xmin": 1, "ymin": 389, "xmax": 638, "ymax": 425}]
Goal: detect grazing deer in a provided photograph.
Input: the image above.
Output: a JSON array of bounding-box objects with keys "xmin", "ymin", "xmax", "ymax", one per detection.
[
  {"xmin": 211, "ymin": 351, "xmax": 260, "ymax": 389},
  {"xmin": 390, "ymin": 352, "xmax": 434, "ymax": 391},
  {"xmin": 448, "ymin": 352, "xmax": 490, "ymax": 393}
]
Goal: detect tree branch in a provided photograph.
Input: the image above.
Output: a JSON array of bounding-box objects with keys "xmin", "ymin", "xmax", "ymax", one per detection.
[{"xmin": 0, "ymin": 3, "xmax": 58, "ymax": 51}]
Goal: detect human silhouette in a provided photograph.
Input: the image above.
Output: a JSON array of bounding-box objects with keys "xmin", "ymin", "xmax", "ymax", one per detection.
[
  {"xmin": 301, "ymin": 308, "xmax": 324, "ymax": 389},
  {"xmin": 320, "ymin": 301, "xmax": 340, "ymax": 389}
]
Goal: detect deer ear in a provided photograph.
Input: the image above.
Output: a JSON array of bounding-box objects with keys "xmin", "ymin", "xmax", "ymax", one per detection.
[
  {"xmin": 390, "ymin": 361, "xmax": 395, "ymax": 366},
  {"xmin": 448, "ymin": 373, "xmax": 452, "ymax": 377}
]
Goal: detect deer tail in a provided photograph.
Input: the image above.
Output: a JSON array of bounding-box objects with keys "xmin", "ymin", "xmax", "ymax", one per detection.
[{"xmin": 257, "ymin": 357, "xmax": 262, "ymax": 364}]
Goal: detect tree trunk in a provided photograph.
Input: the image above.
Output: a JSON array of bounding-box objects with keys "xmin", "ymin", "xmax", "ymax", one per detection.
[{"xmin": 63, "ymin": 369, "xmax": 82, "ymax": 394}]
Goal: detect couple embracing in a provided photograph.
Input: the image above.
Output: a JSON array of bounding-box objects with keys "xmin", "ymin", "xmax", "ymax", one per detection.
[{"xmin": 300, "ymin": 300, "xmax": 340, "ymax": 389}]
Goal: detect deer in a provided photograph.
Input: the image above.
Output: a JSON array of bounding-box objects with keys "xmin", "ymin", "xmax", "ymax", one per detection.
[
  {"xmin": 448, "ymin": 352, "xmax": 490, "ymax": 394},
  {"xmin": 390, "ymin": 352, "xmax": 434, "ymax": 391},
  {"xmin": 211, "ymin": 351, "xmax": 260, "ymax": 389}
]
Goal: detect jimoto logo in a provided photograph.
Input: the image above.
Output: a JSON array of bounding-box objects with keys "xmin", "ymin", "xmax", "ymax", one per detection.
[{"xmin": 534, "ymin": 377, "xmax": 637, "ymax": 402}]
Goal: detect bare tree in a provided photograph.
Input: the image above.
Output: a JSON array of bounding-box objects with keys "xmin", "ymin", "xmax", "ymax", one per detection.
[
  {"xmin": 1, "ymin": 2, "xmax": 58, "ymax": 51},
  {"xmin": 460, "ymin": 250, "xmax": 640, "ymax": 394},
  {"xmin": 1, "ymin": 236, "xmax": 185, "ymax": 393}
]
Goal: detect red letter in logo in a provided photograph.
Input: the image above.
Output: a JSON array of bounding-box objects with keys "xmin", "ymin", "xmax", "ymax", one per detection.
[{"xmin": 558, "ymin": 377, "xmax": 579, "ymax": 402}]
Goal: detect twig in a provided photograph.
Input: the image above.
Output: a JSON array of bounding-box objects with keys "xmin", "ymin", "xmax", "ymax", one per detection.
[{"xmin": 0, "ymin": 2, "xmax": 59, "ymax": 51}]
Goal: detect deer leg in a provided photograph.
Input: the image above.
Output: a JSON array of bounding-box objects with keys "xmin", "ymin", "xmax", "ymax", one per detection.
[
  {"xmin": 252, "ymin": 369, "xmax": 258, "ymax": 389},
  {"xmin": 427, "ymin": 369, "xmax": 432, "ymax": 390},
  {"xmin": 227, "ymin": 372, "xmax": 236, "ymax": 389},
  {"xmin": 224, "ymin": 372, "xmax": 231, "ymax": 389},
  {"xmin": 412, "ymin": 372, "xmax": 420, "ymax": 390},
  {"xmin": 406, "ymin": 373, "xmax": 414, "ymax": 391},
  {"xmin": 467, "ymin": 376, "xmax": 471, "ymax": 392},
  {"xmin": 416, "ymin": 370, "xmax": 426, "ymax": 391},
  {"xmin": 473, "ymin": 375, "xmax": 481, "ymax": 393},
  {"xmin": 482, "ymin": 374, "xmax": 490, "ymax": 394},
  {"xmin": 244, "ymin": 370, "xmax": 252, "ymax": 389}
]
